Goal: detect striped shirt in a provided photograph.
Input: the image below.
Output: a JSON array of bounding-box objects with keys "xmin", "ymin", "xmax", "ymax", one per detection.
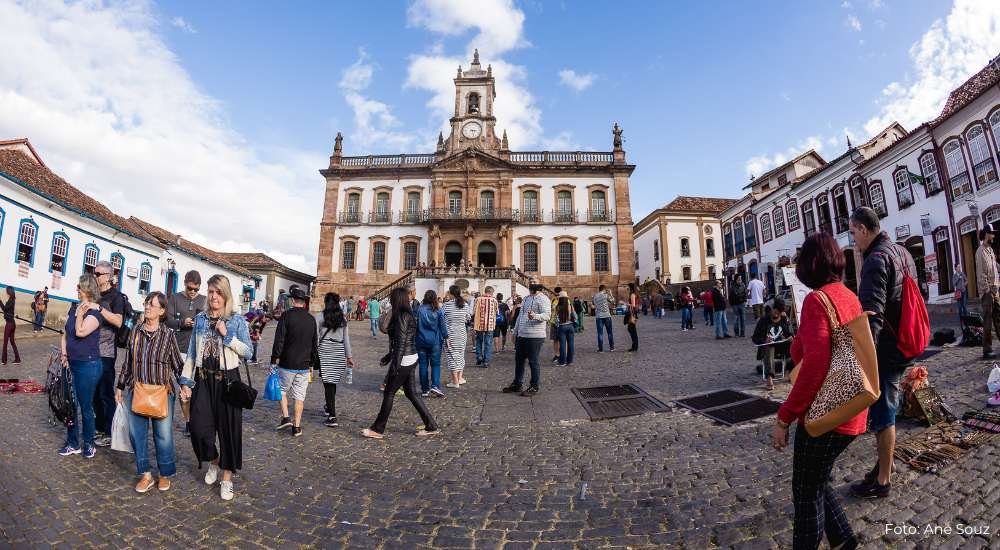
[
  {"xmin": 117, "ymin": 323, "xmax": 184, "ymax": 390},
  {"xmin": 472, "ymin": 295, "xmax": 498, "ymax": 332}
]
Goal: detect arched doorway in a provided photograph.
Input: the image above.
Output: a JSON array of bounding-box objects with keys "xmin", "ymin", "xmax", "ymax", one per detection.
[
  {"xmin": 904, "ymin": 236, "xmax": 927, "ymax": 299},
  {"xmin": 444, "ymin": 241, "xmax": 463, "ymax": 266},
  {"xmin": 477, "ymin": 241, "xmax": 497, "ymax": 267}
]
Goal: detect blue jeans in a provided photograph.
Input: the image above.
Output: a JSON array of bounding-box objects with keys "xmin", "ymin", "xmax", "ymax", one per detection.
[
  {"xmin": 33, "ymin": 311, "xmax": 45, "ymax": 331},
  {"xmin": 416, "ymin": 343, "xmax": 442, "ymax": 393},
  {"xmin": 704, "ymin": 307, "xmax": 713, "ymax": 325},
  {"xmin": 94, "ymin": 356, "xmax": 117, "ymax": 435},
  {"xmin": 66, "ymin": 359, "xmax": 102, "ymax": 449},
  {"xmin": 558, "ymin": 324, "xmax": 575, "ymax": 364},
  {"xmin": 595, "ymin": 317, "xmax": 614, "ymax": 351},
  {"xmin": 370, "ymin": 318, "xmax": 378, "ymax": 337},
  {"xmin": 475, "ymin": 331, "xmax": 494, "ymax": 365},
  {"xmin": 958, "ymin": 290, "xmax": 969, "ymax": 319},
  {"xmin": 731, "ymin": 304, "xmax": 745, "ymax": 336},
  {"xmin": 513, "ymin": 337, "xmax": 544, "ymax": 388},
  {"xmin": 714, "ymin": 310, "xmax": 729, "ymax": 337},
  {"xmin": 126, "ymin": 389, "xmax": 177, "ymax": 477},
  {"xmin": 681, "ymin": 306, "xmax": 691, "ymax": 328}
]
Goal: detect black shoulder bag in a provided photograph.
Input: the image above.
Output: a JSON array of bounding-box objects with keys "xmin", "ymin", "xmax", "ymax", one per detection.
[{"xmin": 221, "ymin": 336, "xmax": 257, "ymax": 410}]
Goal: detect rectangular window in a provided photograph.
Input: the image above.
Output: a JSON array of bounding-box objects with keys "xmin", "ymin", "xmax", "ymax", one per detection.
[
  {"xmin": 894, "ymin": 171, "xmax": 914, "ymax": 209},
  {"xmin": 403, "ymin": 242, "xmax": 418, "ymax": 270},
  {"xmin": 347, "ymin": 194, "xmax": 360, "ymax": 223},
  {"xmin": 50, "ymin": 234, "xmax": 67, "ymax": 274},
  {"xmin": 558, "ymin": 242, "xmax": 574, "ymax": 272},
  {"xmin": 372, "ymin": 241, "xmax": 386, "ymax": 271},
  {"xmin": 682, "ymin": 266, "xmax": 691, "ymax": 281},
  {"xmin": 734, "ymin": 221, "xmax": 745, "ymax": 255},
  {"xmin": 743, "ymin": 216, "xmax": 756, "ymax": 250},
  {"xmin": 342, "ymin": 241, "xmax": 356, "ymax": 269},
  {"xmin": 773, "ymin": 208, "xmax": 786, "ymax": 236},
  {"xmin": 777, "ymin": 173, "xmax": 788, "ymax": 186},
  {"xmin": 17, "ymin": 222, "xmax": 36, "ymax": 264},
  {"xmin": 680, "ymin": 239, "xmax": 690, "ymax": 257},
  {"xmin": 523, "ymin": 242, "xmax": 538, "ymax": 272},
  {"xmin": 706, "ymin": 238, "xmax": 715, "ymax": 257},
  {"xmin": 139, "ymin": 264, "xmax": 152, "ymax": 293},
  {"xmin": 593, "ymin": 242, "xmax": 609, "ymax": 272},
  {"xmin": 920, "ymin": 154, "xmax": 942, "ymax": 194},
  {"xmin": 406, "ymin": 192, "xmax": 420, "ymax": 222},
  {"xmin": 760, "ymin": 215, "xmax": 772, "ymax": 242},
  {"xmin": 785, "ymin": 202, "xmax": 800, "ymax": 231}
]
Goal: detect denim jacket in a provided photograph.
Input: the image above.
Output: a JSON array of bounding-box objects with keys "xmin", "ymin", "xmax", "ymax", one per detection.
[
  {"xmin": 180, "ymin": 312, "xmax": 252, "ymax": 387},
  {"xmin": 415, "ymin": 304, "xmax": 448, "ymax": 348}
]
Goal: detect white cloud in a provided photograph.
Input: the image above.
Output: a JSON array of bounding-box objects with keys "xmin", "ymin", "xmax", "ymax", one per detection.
[
  {"xmin": 339, "ymin": 49, "xmax": 417, "ymax": 151},
  {"xmin": 841, "ymin": 1, "xmax": 853, "ymax": 8},
  {"xmin": 558, "ymin": 69, "xmax": 595, "ymax": 92},
  {"xmin": 870, "ymin": 0, "xmax": 884, "ymax": 8},
  {"xmin": 846, "ymin": 14, "xmax": 862, "ymax": 32},
  {"xmin": 0, "ymin": 0, "xmax": 321, "ymax": 273},
  {"xmin": 407, "ymin": 0, "xmax": 527, "ymax": 54},
  {"xmin": 863, "ymin": 0, "xmax": 1000, "ymax": 135},
  {"xmin": 780, "ymin": 91, "xmax": 791, "ymax": 102},
  {"xmin": 744, "ymin": 135, "xmax": 829, "ymax": 178},
  {"xmin": 170, "ymin": 16, "xmax": 196, "ymax": 34}
]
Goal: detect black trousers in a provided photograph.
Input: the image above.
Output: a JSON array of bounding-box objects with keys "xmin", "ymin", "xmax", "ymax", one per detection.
[
  {"xmin": 370, "ymin": 365, "xmax": 437, "ymax": 434},
  {"xmin": 323, "ymin": 382, "xmax": 337, "ymax": 417},
  {"xmin": 627, "ymin": 323, "xmax": 638, "ymax": 351},
  {"xmin": 513, "ymin": 337, "xmax": 544, "ymax": 388},
  {"xmin": 189, "ymin": 368, "xmax": 243, "ymax": 471},
  {"xmin": 792, "ymin": 424, "xmax": 856, "ymax": 550}
]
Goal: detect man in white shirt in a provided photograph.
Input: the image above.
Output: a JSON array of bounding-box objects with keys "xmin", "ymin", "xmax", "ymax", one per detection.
[{"xmin": 747, "ymin": 274, "xmax": 767, "ymax": 320}]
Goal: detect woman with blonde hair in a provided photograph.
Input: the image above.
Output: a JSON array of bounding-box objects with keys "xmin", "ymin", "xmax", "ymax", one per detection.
[
  {"xmin": 57, "ymin": 274, "xmax": 103, "ymax": 458},
  {"xmin": 180, "ymin": 275, "xmax": 252, "ymax": 501}
]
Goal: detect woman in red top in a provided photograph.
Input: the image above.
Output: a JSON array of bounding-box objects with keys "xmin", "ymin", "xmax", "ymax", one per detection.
[{"xmin": 772, "ymin": 233, "xmax": 864, "ymax": 550}]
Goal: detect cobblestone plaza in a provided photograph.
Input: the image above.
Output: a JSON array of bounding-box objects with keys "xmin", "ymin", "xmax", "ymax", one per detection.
[{"xmin": 0, "ymin": 312, "xmax": 997, "ymax": 549}]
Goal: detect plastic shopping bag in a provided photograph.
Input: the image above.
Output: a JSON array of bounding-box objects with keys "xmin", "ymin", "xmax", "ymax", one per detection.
[
  {"xmin": 988, "ymin": 364, "xmax": 1000, "ymax": 393},
  {"xmin": 264, "ymin": 368, "xmax": 282, "ymax": 401},
  {"xmin": 111, "ymin": 406, "xmax": 132, "ymax": 453}
]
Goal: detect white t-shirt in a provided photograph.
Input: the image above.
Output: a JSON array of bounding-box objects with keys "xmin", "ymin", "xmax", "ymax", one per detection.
[{"xmin": 748, "ymin": 279, "xmax": 766, "ymax": 305}]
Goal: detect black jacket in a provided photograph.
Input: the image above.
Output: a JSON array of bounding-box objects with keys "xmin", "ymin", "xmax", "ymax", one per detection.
[
  {"xmin": 752, "ymin": 315, "xmax": 792, "ymax": 360},
  {"xmin": 729, "ymin": 281, "xmax": 748, "ymax": 305},
  {"xmin": 859, "ymin": 231, "xmax": 917, "ymax": 368},
  {"xmin": 710, "ymin": 287, "xmax": 727, "ymax": 311},
  {"xmin": 270, "ymin": 307, "xmax": 318, "ymax": 370},
  {"xmin": 388, "ymin": 311, "xmax": 418, "ymax": 373}
]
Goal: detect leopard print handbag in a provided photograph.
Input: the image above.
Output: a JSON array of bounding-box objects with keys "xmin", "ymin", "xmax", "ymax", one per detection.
[{"xmin": 801, "ymin": 290, "xmax": 881, "ymax": 437}]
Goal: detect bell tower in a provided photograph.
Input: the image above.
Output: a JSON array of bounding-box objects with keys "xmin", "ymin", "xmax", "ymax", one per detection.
[{"xmin": 445, "ymin": 49, "xmax": 499, "ymax": 154}]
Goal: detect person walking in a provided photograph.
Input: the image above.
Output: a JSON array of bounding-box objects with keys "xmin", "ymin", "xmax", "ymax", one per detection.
[
  {"xmin": 165, "ymin": 270, "xmax": 205, "ymax": 437},
  {"xmin": 729, "ymin": 275, "xmax": 748, "ymax": 337},
  {"xmin": 180, "ymin": 275, "xmax": 253, "ymax": 501},
  {"xmin": 555, "ymin": 292, "xmax": 577, "ymax": 366},
  {"xmin": 711, "ymin": 279, "xmax": 731, "ymax": 339},
  {"xmin": 3, "ymin": 287, "xmax": 21, "ymax": 365},
  {"xmin": 952, "ymin": 263, "xmax": 969, "ymax": 322},
  {"xmin": 57, "ymin": 275, "xmax": 104, "ymax": 459},
  {"xmin": 271, "ymin": 287, "xmax": 317, "ymax": 437},
  {"xmin": 627, "ymin": 282, "xmax": 640, "ymax": 352},
  {"xmin": 748, "ymin": 273, "xmax": 767, "ymax": 320},
  {"xmin": 248, "ymin": 313, "xmax": 267, "ymax": 363},
  {"xmin": 362, "ymin": 287, "xmax": 440, "ymax": 439},
  {"xmin": 316, "ymin": 292, "xmax": 353, "ymax": 428},
  {"xmin": 549, "ymin": 286, "xmax": 563, "ymax": 363},
  {"xmin": 974, "ymin": 228, "xmax": 1000, "ymax": 360},
  {"xmin": 494, "ymin": 293, "xmax": 510, "ymax": 352},
  {"xmin": 771, "ymin": 232, "xmax": 864, "ymax": 550},
  {"xmin": 92, "ymin": 261, "xmax": 125, "ymax": 448},
  {"xmin": 651, "ymin": 292, "xmax": 664, "ymax": 320},
  {"xmin": 357, "ymin": 297, "xmax": 367, "ymax": 322},
  {"xmin": 700, "ymin": 288, "xmax": 714, "ymax": 326},
  {"xmin": 679, "ymin": 286, "xmax": 694, "ymax": 331},
  {"xmin": 847, "ymin": 207, "xmax": 918, "ymax": 499},
  {"xmin": 415, "ymin": 290, "xmax": 448, "ymax": 398},
  {"xmin": 32, "ymin": 287, "xmax": 49, "ymax": 332},
  {"xmin": 442, "ymin": 285, "xmax": 472, "ymax": 389},
  {"xmin": 368, "ymin": 296, "xmax": 381, "ymax": 338},
  {"xmin": 115, "ymin": 291, "xmax": 184, "ymax": 493},
  {"xmin": 502, "ymin": 277, "xmax": 550, "ymax": 396},
  {"xmin": 473, "ymin": 286, "xmax": 499, "ymax": 369},
  {"xmin": 592, "ymin": 285, "xmax": 615, "ymax": 352}
]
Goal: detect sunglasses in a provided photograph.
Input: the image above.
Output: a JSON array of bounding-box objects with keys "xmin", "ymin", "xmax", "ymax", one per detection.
[{"xmin": 94, "ymin": 271, "xmax": 111, "ymax": 277}]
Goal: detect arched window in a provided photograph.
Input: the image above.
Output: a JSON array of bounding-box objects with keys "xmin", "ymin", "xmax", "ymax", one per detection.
[
  {"xmin": 734, "ymin": 218, "xmax": 745, "ymax": 255},
  {"xmin": 110, "ymin": 253, "xmax": 124, "ymax": 289},
  {"xmin": 723, "ymin": 225, "xmax": 734, "ymax": 259},
  {"xmin": 522, "ymin": 190, "xmax": 539, "ymax": 222},
  {"xmin": 402, "ymin": 242, "xmax": 418, "ymax": 270},
  {"xmin": 680, "ymin": 237, "xmax": 691, "ymax": 257},
  {"xmin": 139, "ymin": 262, "xmax": 152, "ymax": 294},
  {"xmin": 920, "ymin": 152, "xmax": 942, "ymax": 194},
  {"xmin": 341, "ymin": 241, "xmax": 356, "ymax": 269},
  {"xmin": 49, "ymin": 232, "xmax": 68, "ymax": 275},
  {"xmin": 558, "ymin": 241, "xmax": 574, "ymax": 272},
  {"xmin": 448, "ymin": 191, "xmax": 462, "ymax": 214},
  {"xmin": 705, "ymin": 237, "xmax": 715, "ymax": 257},
  {"xmin": 522, "ymin": 242, "xmax": 538, "ymax": 272},
  {"xmin": 480, "ymin": 190, "xmax": 495, "ymax": 215},
  {"xmin": 374, "ymin": 192, "xmax": 390, "ymax": 222},
  {"xmin": 990, "ymin": 110, "xmax": 1000, "ymax": 150},
  {"xmin": 801, "ymin": 200, "xmax": 816, "ymax": 235},
  {"xmin": 743, "ymin": 214, "xmax": 756, "ymax": 250},
  {"xmin": 346, "ymin": 193, "xmax": 361, "ymax": 222},
  {"xmin": 894, "ymin": 168, "xmax": 914, "ymax": 209},
  {"xmin": 590, "ymin": 190, "xmax": 607, "ymax": 221},
  {"xmin": 371, "ymin": 241, "xmax": 386, "ymax": 271},
  {"xmin": 967, "ymin": 125, "xmax": 998, "ymax": 186},
  {"xmin": 593, "ymin": 241, "xmax": 609, "ymax": 272},
  {"xmin": 16, "ymin": 219, "xmax": 38, "ymax": 267},
  {"xmin": 785, "ymin": 200, "xmax": 800, "ymax": 231},
  {"xmin": 83, "ymin": 244, "xmax": 99, "ymax": 274},
  {"xmin": 944, "ymin": 140, "xmax": 972, "ymax": 198},
  {"xmin": 467, "ymin": 92, "xmax": 480, "ymax": 114},
  {"xmin": 760, "ymin": 213, "xmax": 772, "ymax": 242},
  {"xmin": 682, "ymin": 266, "xmax": 691, "ymax": 281},
  {"xmin": 868, "ymin": 182, "xmax": 886, "ymax": 216},
  {"xmin": 708, "ymin": 265, "xmax": 716, "ymax": 281},
  {"xmin": 849, "ymin": 176, "xmax": 868, "ymax": 208},
  {"xmin": 773, "ymin": 206, "xmax": 786, "ymax": 236}
]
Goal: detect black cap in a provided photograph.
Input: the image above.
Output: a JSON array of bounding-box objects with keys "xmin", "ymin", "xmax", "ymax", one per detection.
[{"xmin": 289, "ymin": 287, "xmax": 308, "ymax": 301}]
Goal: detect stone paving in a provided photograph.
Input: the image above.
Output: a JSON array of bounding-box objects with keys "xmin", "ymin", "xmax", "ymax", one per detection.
[{"xmin": 0, "ymin": 308, "xmax": 997, "ymax": 548}]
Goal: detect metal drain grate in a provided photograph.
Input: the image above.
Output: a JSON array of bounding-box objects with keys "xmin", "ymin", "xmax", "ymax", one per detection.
[
  {"xmin": 674, "ymin": 389, "xmax": 781, "ymax": 426},
  {"xmin": 572, "ymin": 384, "xmax": 668, "ymax": 421}
]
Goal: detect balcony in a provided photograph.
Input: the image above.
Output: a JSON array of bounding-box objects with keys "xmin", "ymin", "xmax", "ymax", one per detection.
[
  {"xmin": 508, "ymin": 151, "xmax": 614, "ymax": 165},
  {"xmin": 425, "ymin": 208, "xmax": 519, "ymax": 225},
  {"xmin": 521, "ymin": 210, "xmax": 541, "ymax": 223},
  {"xmin": 369, "ymin": 210, "xmax": 392, "ymax": 224},
  {"xmin": 399, "ymin": 210, "xmax": 423, "ymax": 224},
  {"xmin": 552, "ymin": 209, "xmax": 578, "ymax": 223},
  {"xmin": 338, "ymin": 211, "xmax": 362, "ymax": 224},
  {"xmin": 586, "ymin": 209, "xmax": 615, "ymax": 223}
]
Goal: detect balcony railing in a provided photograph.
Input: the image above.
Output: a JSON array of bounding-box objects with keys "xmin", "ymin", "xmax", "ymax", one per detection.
[
  {"xmin": 553, "ymin": 209, "xmax": 578, "ymax": 223},
  {"xmin": 369, "ymin": 211, "xmax": 392, "ymax": 223},
  {"xmin": 338, "ymin": 211, "xmax": 362, "ymax": 224},
  {"xmin": 521, "ymin": 210, "xmax": 541, "ymax": 223},
  {"xmin": 973, "ymin": 159, "xmax": 998, "ymax": 187},
  {"xmin": 425, "ymin": 208, "xmax": 519, "ymax": 223},
  {"xmin": 399, "ymin": 211, "xmax": 423, "ymax": 224},
  {"xmin": 586, "ymin": 209, "xmax": 615, "ymax": 223},
  {"xmin": 508, "ymin": 151, "xmax": 614, "ymax": 165},
  {"xmin": 339, "ymin": 154, "xmax": 436, "ymax": 169}
]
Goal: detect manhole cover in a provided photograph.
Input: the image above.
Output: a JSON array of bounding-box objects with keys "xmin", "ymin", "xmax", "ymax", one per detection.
[
  {"xmin": 571, "ymin": 384, "xmax": 668, "ymax": 421},
  {"xmin": 674, "ymin": 389, "xmax": 781, "ymax": 426},
  {"xmin": 675, "ymin": 389, "xmax": 750, "ymax": 411}
]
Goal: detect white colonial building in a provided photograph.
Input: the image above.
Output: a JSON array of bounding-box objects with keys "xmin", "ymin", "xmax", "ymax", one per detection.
[
  {"xmin": 314, "ymin": 51, "xmax": 636, "ymax": 300},
  {"xmin": 633, "ymin": 196, "xmax": 736, "ymax": 285},
  {"xmin": 0, "ymin": 139, "xmax": 257, "ymax": 327}
]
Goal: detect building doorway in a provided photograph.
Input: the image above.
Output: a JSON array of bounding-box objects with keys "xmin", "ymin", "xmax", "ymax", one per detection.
[
  {"xmin": 165, "ymin": 269, "xmax": 178, "ymax": 295},
  {"xmin": 444, "ymin": 241, "xmax": 463, "ymax": 267},
  {"xmin": 903, "ymin": 236, "xmax": 927, "ymax": 299},
  {"xmin": 843, "ymin": 248, "xmax": 858, "ymax": 295},
  {"xmin": 959, "ymin": 219, "xmax": 978, "ymax": 298},
  {"xmin": 766, "ymin": 264, "xmax": 775, "ymax": 295},
  {"xmin": 934, "ymin": 227, "xmax": 952, "ymax": 294},
  {"xmin": 477, "ymin": 240, "xmax": 497, "ymax": 267}
]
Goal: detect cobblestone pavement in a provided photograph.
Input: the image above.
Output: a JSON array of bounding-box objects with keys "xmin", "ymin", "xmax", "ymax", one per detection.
[{"xmin": 0, "ymin": 309, "xmax": 997, "ymax": 549}]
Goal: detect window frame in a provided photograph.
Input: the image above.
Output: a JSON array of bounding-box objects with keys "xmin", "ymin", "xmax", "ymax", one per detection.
[
  {"xmin": 401, "ymin": 239, "xmax": 419, "ymax": 271},
  {"xmin": 521, "ymin": 240, "xmax": 540, "ymax": 273},
  {"xmin": 943, "ymin": 139, "xmax": 972, "ymax": 199},
  {"xmin": 705, "ymin": 237, "xmax": 715, "ymax": 258},
  {"xmin": 785, "ymin": 200, "xmax": 800, "ymax": 231},
  {"xmin": 733, "ymin": 217, "xmax": 745, "ymax": 255},
  {"xmin": 82, "ymin": 243, "xmax": 99, "ymax": 274},
  {"xmin": 759, "ymin": 213, "xmax": 772, "ymax": 243},
  {"xmin": 849, "ymin": 175, "xmax": 868, "ymax": 209},
  {"xmin": 557, "ymin": 240, "xmax": 575, "ymax": 273},
  {"xmin": 893, "ymin": 167, "xmax": 915, "ymax": 210},
  {"xmin": 591, "ymin": 238, "xmax": 610, "ymax": 273},
  {"xmin": 868, "ymin": 181, "xmax": 887, "ymax": 217},
  {"xmin": 448, "ymin": 190, "xmax": 463, "ymax": 214},
  {"xmin": 682, "ymin": 265, "xmax": 691, "ymax": 282},
  {"xmin": 919, "ymin": 151, "xmax": 943, "ymax": 196},
  {"xmin": 967, "ymin": 124, "xmax": 998, "ymax": 188},
  {"xmin": 15, "ymin": 218, "xmax": 39, "ymax": 267},
  {"xmin": 138, "ymin": 262, "xmax": 152, "ymax": 294},
  {"xmin": 110, "ymin": 252, "xmax": 125, "ymax": 290},
  {"xmin": 339, "ymin": 236, "xmax": 359, "ymax": 272},
  {"xmin": 680, "ymin": 237, "xmax": 690, "ymax": 258},
  {"xmin": 370, "ymin": 239, "xmax": 388, "ymax": 272},
  {"xmin": 49, "ymin": 231, "xmax": 69, "ymax": 275},
  {"xmin": 772, "ymin": 206, "xmax": 786, "ymax": 237}
]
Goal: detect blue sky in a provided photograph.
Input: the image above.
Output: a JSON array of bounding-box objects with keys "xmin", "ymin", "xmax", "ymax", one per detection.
[{"xmin": 2, "ymin": 0, "xmax": 998, "ymax": 272}]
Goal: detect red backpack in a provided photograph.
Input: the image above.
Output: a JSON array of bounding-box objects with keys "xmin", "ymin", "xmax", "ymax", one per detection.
[{"xmin": 880, "ymin": 247, "xmax": 930, "ymax": 359}]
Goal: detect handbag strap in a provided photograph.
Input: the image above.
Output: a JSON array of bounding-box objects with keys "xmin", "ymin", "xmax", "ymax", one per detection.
[
  {"xmin": 812, "ymin": 290, "xmax": 841, "ymax": 329},
  {"xmin": 219, "ymin": 333, "xmax": 253, "ymax": 389}
]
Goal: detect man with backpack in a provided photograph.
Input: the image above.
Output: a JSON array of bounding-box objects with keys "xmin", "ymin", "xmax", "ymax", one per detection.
[
  {"xmin": 728, "ymin": 275, "xmax": 748, "ymax": 337},
  {"xmin": 91, "ymin": 261, "xmax": 126, "ymax": 447},
  {"xmin": 848, "ymin": 207, "xmax": 925, "ymax": 499},
  {"xmin": 975, "ymin": 227, "xmax": 1000, "ymax": 360}
]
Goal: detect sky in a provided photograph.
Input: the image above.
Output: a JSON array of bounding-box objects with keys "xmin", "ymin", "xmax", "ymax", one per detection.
[{"xmin": 2, "ymin": 0, "xmax": 999, "ymax": 274}]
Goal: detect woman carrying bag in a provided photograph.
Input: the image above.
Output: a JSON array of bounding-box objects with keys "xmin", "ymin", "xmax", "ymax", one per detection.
[
  {"xmin": 315, "ymin": 292, "xmax": 353, "ymax": 427},
  {"xmin": 179, "ymin": 275, "xmax": 253, "ymax": 501},
  {"xmin": 772, "ymin": 233, "xmax": 877, "ymax": 550},
  {"xmin": 115, "ymin": 292, "xmax": 184, "ymax": 493}
]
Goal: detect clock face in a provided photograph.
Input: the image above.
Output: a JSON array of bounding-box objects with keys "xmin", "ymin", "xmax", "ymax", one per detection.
[{"xmin": 462, "ymin": 122, "xmax": 482, "ymax": 139}]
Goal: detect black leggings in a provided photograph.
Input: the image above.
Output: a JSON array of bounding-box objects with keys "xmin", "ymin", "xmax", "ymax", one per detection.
[
  {"xmin": 370, "ymin": 365, "xmax": 437, "ymax": 434},
  {"xmin": 627, "ymin": 323, "xmax": 638, "ymax": 351},
  {"xmin": 323, "ymin": 382, "xmax": 337, "ymax": 417}
]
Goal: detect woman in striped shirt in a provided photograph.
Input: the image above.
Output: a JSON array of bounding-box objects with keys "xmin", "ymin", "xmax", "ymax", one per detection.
[{"xmin": 115, "ymin": 291, "xmax": 184, "ymax": 493}]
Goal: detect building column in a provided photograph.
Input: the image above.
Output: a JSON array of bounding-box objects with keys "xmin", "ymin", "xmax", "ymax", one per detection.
[
  {"xmin": 697, "ymin": 219, "xmax": 708, "ymax": 279},
  {"xmin": 658, "ymin": 217, "xmax": 669, "ymax": 282}
]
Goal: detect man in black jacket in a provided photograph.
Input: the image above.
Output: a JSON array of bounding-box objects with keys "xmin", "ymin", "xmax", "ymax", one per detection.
[
  {"xmin": 710, "ymin": 279, "xmax": 730, "ymax": 339},
  {"xmin": 271, "ymin": 287, "xmax": 318, "ymax": 437},
  {"xmin": 848, "ymin": 207, "xmax": 917, "ymax": 498},
  {"xmin": 729, "ymin": 275, "xmax": 748, "ymax": 337}
]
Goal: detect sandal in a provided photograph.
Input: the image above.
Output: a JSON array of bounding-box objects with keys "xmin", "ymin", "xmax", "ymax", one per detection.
[{"xmin": 361, "ymin": 428, "xmax": 384, "ymax": 439}]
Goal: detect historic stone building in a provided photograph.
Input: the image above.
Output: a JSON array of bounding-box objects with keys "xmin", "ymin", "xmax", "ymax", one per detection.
[{"xmin": 314, "ymin": 52, "xmax": 636, "ymax": 299}]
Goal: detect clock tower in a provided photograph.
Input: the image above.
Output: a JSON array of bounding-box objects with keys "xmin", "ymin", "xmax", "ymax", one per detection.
[{"xmin": 443, "ymin": 49, "xmax": 500, "ymax": 154}]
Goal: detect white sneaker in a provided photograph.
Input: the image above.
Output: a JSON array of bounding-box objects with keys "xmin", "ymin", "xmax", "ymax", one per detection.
[
  {"xmin": 220, "ymin": 480, "xmax": 234, "ymax": 501},
  {"xmin": 446, "ymin": 382, "xmax": 460, "ymax": 389},
  {"xmin": 204, "ymin": 463, "xmax": 219, "ymax": 485}
]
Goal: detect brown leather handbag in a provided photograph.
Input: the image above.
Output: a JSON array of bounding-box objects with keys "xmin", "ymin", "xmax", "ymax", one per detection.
[{"xmin": 131, "ymin": 382, "xmax": 170, "ymax": 419}]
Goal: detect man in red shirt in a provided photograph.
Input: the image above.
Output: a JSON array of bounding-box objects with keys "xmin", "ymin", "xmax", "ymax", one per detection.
[{"xmin": 699, "ymin": 289, "xmax": 714, "ymax": 326}]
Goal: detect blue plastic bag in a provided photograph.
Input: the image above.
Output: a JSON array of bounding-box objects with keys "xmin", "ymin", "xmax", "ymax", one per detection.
[{"xmin": 264, "ymin": 368, "xmax": 282, "ymax": 401}]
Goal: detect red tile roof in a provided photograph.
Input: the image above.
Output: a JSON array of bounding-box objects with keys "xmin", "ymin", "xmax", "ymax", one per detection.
[
  {"xmin": 932, "ymin": 56, "xmax": 1000, "ymax": 126},
  {"xmin": 219, "ymin": 252, "xmax": 314, "ymax": 282},
  {"xmin": 127, "ymin": 217, "xmax": 253, "ymax": 277},
  {"xmin": 661, "ymin": 196, "xmax": 739, "ymax": 214}
]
